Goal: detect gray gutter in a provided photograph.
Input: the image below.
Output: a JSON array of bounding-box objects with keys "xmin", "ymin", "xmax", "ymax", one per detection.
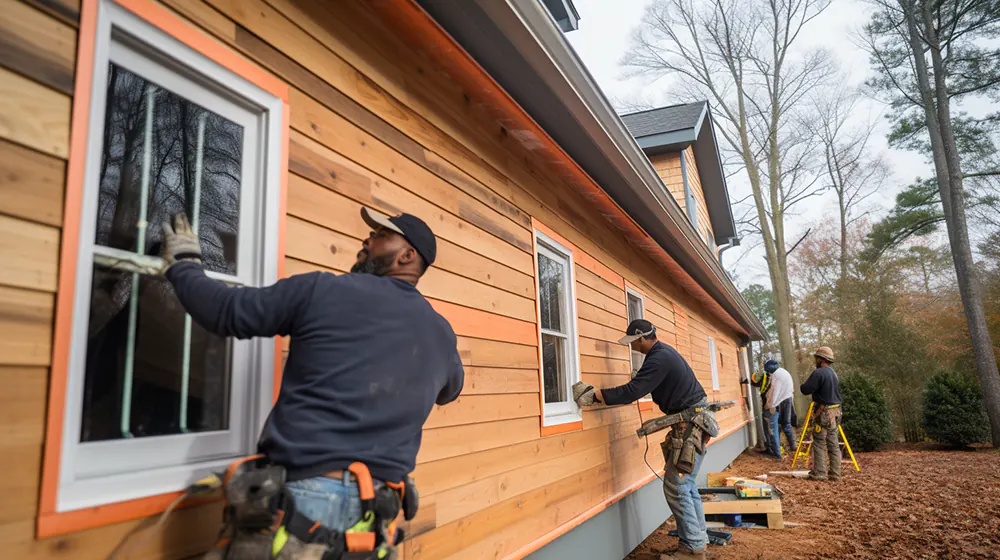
[{"xmin": 416, "ymin": 0, "xmax": 764, "ymax": 341}]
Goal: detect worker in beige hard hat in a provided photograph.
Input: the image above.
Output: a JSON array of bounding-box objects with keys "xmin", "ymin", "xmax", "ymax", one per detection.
[{"xmin": 800, "ymin": 346, "xmax": 843, "ymax": 481}]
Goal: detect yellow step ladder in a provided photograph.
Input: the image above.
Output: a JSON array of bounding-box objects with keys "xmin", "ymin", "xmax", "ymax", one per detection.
[{"xmin": 790, "ymin": 402, "xmax": 860, "ymax": 472}]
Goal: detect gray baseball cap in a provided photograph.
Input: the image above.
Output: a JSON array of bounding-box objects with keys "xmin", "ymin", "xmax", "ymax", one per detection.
[{"xmin": 619, "ymin": 319, "xmax": 655, "ymax": 344}]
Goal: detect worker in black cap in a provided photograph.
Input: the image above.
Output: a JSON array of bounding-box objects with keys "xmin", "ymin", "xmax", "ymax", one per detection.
[
  {"xmin": 160, "ymin": 208, "xmax": 463, "ymax": 535},
  {"xmin": 573, "ymin": 319, "xmax": 710, "ymax": 559}
]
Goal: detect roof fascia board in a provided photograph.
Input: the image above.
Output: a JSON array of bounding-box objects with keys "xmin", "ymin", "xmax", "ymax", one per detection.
[{"xmin": 635, "ymin": 129, "xmax": 697, "ymax": 150}]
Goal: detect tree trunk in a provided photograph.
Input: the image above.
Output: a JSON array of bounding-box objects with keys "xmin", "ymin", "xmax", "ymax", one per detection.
[{"xmin": 902, "ymin": 0, "xmax": 1000, "ymax": 446}]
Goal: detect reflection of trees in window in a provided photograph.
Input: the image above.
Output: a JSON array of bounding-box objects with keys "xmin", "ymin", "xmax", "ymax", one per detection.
[{"xmin": 81, "ymin": 64, "xmax": 242, "ymax": 442}]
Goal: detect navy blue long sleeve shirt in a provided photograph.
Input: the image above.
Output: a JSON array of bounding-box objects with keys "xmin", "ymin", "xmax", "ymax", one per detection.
[
  {"xmin": 800, "ymin": 365, "xmax": 842, "ymax": 406},
  {"xmin": 165, "ymin": 262, "xmax": 464, "ymax": 483},
  {"xmin": 601, "ymin": 341, "xmax": 706, "ymax": 414}
]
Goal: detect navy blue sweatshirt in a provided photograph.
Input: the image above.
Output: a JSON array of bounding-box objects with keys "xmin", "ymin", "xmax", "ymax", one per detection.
[
  {"xmin": 800, "ymin": 365, "xmax": 842, "ymax": 406},
  {"xmin": 601, "ymin": 341, "xmax": 707, "ymax": 414},
  {"xmin": 165, "ymin": 262, "xmax": 464, "ymax": 483}
]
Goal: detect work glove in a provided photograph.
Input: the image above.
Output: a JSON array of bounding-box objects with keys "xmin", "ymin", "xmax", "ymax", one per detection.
[
  {"xmin": 161, "ymin": 212, "xmax": 203, "ymax": 270},
  {"xmin": 572, "ymin": 381, "xmax": 600, "ymax": 407}
]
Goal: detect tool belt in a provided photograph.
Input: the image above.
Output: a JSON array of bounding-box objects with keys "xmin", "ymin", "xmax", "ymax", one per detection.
[
  {"xmin": 659, "ymin": 402, "xmax": 720, "ymax": 475},
  {"xmin": 209, "ymin": 455, "xmax": 418, "ymax": 560}
]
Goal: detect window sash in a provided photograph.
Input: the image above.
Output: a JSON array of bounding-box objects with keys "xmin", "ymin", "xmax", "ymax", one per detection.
[
  {"xmin": 709, "ymin": 336, "xmax": 720, "ymax": 391},
  {"xmin": 56, "ymin": 0, "xmax": 280, "ymax": 512}
]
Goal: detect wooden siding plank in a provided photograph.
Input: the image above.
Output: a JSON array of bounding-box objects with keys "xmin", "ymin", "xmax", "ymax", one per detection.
[
  {"xmin": 416, "ymin": 417, "xmax": 539, "ymax": 464},
  {"xmin": 424, "ymin": 393, "xmax": 539, "ymax": 430},
  {"xmin": 582, "ymin": 372, "xmax": 631, "ymax": 391},
  {"xmin": 0, "ymin": 214, "xmax": 59, "ymax": 291},
  {"xmin": 576, "ymin": 318, "xmax": 627, "ymax": 344},
  {"xmin": 411, "ymin": 426, "xmax": 609, "ymax": 497},
  {"xmin": 21, "ymin": 0, "xmax": 79, "ymax": 27},
  {"xmin": 579, "ymin": 355, "xmax": 631, "ymax": 375},
  {"xmin": 459, "ymin": 367, "xmax": 538, "ymax": 396},
  {"xmin": 0, "ymin": 138, "xmax": 65, "ymax": 226},
  {"xmin": 576, "ymin": 301, "xmax": 627, "ymax": 331},
  {"xmin": 575, "ymin": 265, "xmax": 625, "ymax": 305},
  {"xmin": 283, "ymin": 217, "xmax": 536, "ymax": 322},
  {"xmin": 0, "ymin": 0, "xmax": 77, "ymax": 94},
  {"xmin": 288, "ymin": 131, "xmax": 532, "ymax": 271},
  {"xmin": 456, "ymin": 337, "xmax": 537, "ymax": 369},
  {"xmin": 575, "ymin": 282, "xmax": 626, "ymax": 318},
  {"xmin": 0, "ymin": 366, "xmax": 46, "ymax": 524},
  {"xmin": 0, "ymin": 285, "xmax": 53, "ymax": 366},
  {"xmin": 155, "ymin": 0, "xmax": 236, "ymax": 42},
  {"xmin": 0, "ymin": 66, "xmax": 71, "ymax": 158},
  {"xmin": 578, "ymin": 336, "xmax": 630, "ymax": 361}
]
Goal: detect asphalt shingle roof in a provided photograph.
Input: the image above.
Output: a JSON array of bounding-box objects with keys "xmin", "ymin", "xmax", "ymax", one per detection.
[{"xmin": 619, "ymin": 102, "xmax": 707, "ymax": 138}]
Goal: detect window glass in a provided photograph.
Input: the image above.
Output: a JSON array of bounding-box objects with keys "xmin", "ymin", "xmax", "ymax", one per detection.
[
  {"xmin": 538, "ymin": 252, "xmax": 564, "ymax": 332},
  {"xmin": 535, "ymin": 236, "xmax": 578, "ymax": 416},
  {"xmin": 82, "ymin": 63, "xmax": 242, "ymax": 441},
  {"xmin": 541, "ymin": 334, "xmax": 567, "ymax": 404}
]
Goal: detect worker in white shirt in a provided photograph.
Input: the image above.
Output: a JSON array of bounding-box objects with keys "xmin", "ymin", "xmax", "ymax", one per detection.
[{"xmin": 763, "ymin": 359, "xmax": 797, "ymax": 459}]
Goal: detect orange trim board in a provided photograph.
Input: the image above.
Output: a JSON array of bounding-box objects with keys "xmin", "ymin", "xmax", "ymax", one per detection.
[
  {"xmin": 505, "ymin": 418, "xmax": 752, "ymax": 560},
  {"xmin": 532, "ymin": 217, "xmax": 621, "ymax": 286},
  {"xmin": 540, "ymin": 420, "xmax": 583, "ymax": 437},
  {"xmin": 38, "ymin": 0, "xmax": 290, "ymax": 538}
]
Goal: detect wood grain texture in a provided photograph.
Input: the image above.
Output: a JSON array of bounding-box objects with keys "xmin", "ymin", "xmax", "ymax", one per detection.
[
  {"xmin": 424, "ymin": 394, "xmax": 539, "ymax": 430},
  {"xmin": 0, "ymin": 214, "xmax": 59, "ymax": 291},
  {"xmin": 0, "ymin": 285, "xmax": 53, "ymax": 366},
  {"xmin": 0, "ymin": 366, "xmax": 47, "ymax": 524},
  {"xmin": 0, "ymin": 67, "xmax": 71, "ymax": 157},
  {"xmin": 0, "ymin": 0, "xmax": 77, "ymax": 93},
  {"xmin": 416, "ymin": 417, "xmax": 539, "ymax": 464},
  {"xmin": 21, "ymin": 0, "xmax": 79, "ymax": 27},
  {"xmin": 0, "ymin": 138, "xmax": 65, "ymax": 226}
]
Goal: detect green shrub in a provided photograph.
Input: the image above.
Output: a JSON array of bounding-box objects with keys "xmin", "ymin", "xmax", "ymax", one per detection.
[
  {"xmin": 922, "ymin": 372, "xmax": 990, "ymax": 448},
  {"xmin": 839, "ymin": 372, "xmax": 894, "ymax": 452}
]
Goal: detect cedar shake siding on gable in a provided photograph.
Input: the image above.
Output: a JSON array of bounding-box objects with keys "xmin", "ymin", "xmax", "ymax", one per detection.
[{"xmin": 0, "ymin": 1, "xmax": 753, "ymax": 558}]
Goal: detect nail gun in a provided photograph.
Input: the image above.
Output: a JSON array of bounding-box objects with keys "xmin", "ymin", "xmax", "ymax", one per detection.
[{"xmin": 635, "ymin": 400, "xmax": 737, "ymax": 438}]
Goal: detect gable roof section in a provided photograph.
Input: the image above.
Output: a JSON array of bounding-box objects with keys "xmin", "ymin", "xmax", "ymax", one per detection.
[{"xmin": 621, "ymin": 104, "xmax": 737, "ymax": 244}]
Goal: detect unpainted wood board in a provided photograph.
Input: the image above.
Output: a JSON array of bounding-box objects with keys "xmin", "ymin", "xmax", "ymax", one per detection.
[
  {"xmin": 0, "ymin": 214, "xmax": 59, "ymax": 291},
  {"xmin": 288, "ymin": 131, "xmax": 532, "ymax": 270},
  {"xmin": 0, "ymin": 442, "xmax": 42, "ymax": 524},
  {"xmin": 416, "ymin": 416, "xmax": 539, "ymax": 464},
  {"xmin": 0, "ymin": 366, "xmax": 47, "ymax": 447},
  {"xmin": 583, "ymin": 404, "xmax": 639, "ymax": 430},
  {"xmin": 432, "ymin": 444, "xmax": 610, "ymax": 527},
  {"xmin": 411, "ymin": 425, "xmax": 610, "ymax": 497},
  {"xmin": 701, "ymin": 495, "xmax": 782, "ymax": 515},
  {"xmin": 581, "ymin": 372, "xmax": 630, "ymax": 391},
  {"xmin": 575, "ymin": 264, "xmax": 625, "ymax": 304},
  {"xmin": 0, "ymin": 501, "xmax": 222, "ymax": 559},
  {"xmin": 0, "ymin": 66, "xmax": 70, "ymax": 158},
  {"xmin": 282, "ymin": 258, "xmax": 536, "ymax": 347},
  {"xmin": 424, "ymin": 393, "xmax": 539, "ymax": 430},
  {"xmin": 21, "ymin": 0, "xmax": 79, "ymax": 27},
  {"xmin": 576, "ymin": 300, "xmax": 627, "ymax": 332},
  {"xmin": 0, "ymin": 137, "xmax": 65, "ymax": 226},
  {"xmin": 405, "ymin": 463, "xmax": 612, "ymax": 560},
  {"xmin": 156, "ymin": 0, "xmax": 236, "ymax": 42},
  {"xmin": 460, "ymin": 366, "xmax": 538, "ymax": 396},
  {"xmin": 578, "ymin": 336, "xmax": 630, "ymax": 361},
  {"xmin": 456, "ymin": 337, "xmax": 538, "ymax": 370},
  {"xmin": 576, "ymin": 318, "xmax": 627, "ymax": 344},
  {"xmin": 575, "ymin": 282, "xmax": 626, "ymax": 318},
  {"xmin": 283, "ymin": 216, "xmax": 536, "ymax": 322},
  {"xmin": 579, "ymin": 355, "xmax": 631, "ymax": 375},
  {"xmin": 0, "ymin": 0, "xmax": 76, "ymax": 94},
  {"xmin": 0, "ymin": 285, "xmax": 54, "ymax": 366}
]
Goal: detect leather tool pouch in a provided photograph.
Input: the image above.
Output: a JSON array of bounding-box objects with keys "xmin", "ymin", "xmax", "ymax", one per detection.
[{"xmin": 401, "ymin": 475, "xmax": 419, "ymax": 521}]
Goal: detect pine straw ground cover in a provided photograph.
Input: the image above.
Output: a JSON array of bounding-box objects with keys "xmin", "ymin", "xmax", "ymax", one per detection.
[{"xmin": 627, "ymin": 443, "xmax": 1000, "ymax": 559}]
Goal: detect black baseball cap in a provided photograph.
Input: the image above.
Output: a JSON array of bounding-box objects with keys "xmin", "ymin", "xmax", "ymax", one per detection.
[
  {"xmin": 618, "ymin": 319, "xmax": 656, "ymax": 344},
  {"xmin": 361, "ymin": 207, "xmax": 437, "ymax": 267}
]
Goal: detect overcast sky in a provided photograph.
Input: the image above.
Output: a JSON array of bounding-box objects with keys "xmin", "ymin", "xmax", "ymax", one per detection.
[{"xmin": 564, "ymin": 0, "xmax": 936, "ymax": 287}]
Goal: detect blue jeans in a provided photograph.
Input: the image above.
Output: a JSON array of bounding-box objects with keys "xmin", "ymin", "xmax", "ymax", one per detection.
[
  {"xmin": 663, "ymin": 442, "xmax": 708, "ymax": 551},
  {"xmin": 766, "ymin": 408, "xmax": 782, "ymax": 458},
  {"xmin": 777, "ymin": 398, "xmax": 798, "ymax": 452},
  {"xmin": 284, "ymin": 473, "xmax": 364, "ymax": 532}
]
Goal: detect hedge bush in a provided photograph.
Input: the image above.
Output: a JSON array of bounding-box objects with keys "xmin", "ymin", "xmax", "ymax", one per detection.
[
  {"xmin": 922, "ymin": 372, "xmax": 990, "ymax": 448},
  {"xmin": 839, "ymin": 372, "xmax": 893, "ymax": 452}
]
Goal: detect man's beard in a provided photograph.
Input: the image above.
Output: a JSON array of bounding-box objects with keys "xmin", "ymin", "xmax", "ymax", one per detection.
[{"xmin": 351, "ymin": 251, "xmax": 396, "ymax": 276}]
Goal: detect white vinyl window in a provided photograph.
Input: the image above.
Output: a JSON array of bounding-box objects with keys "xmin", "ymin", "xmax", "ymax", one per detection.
[
  {"xmin": 625, "ymin": 288, "xmax": 645, "ymax": 375},
  {"xmin": 535, "ymin": 230, "xmax": 582, "ymax": 426},
  {"xmin": 709, "ymin": 336, "xmax": 720, "ymax": 391},
  {"xmin": 57, "ymin": 0, "xmax": 283, "ymax": 512}
]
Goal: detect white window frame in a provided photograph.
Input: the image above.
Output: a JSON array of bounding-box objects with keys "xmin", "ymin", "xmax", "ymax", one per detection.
[
  {"xmin": 624, "ymin": 287, "xmax": 654, "ymax": 404},
  {"xmin": 534, "ymin": 230, "xmax": 582, "ymax": 427},
  {"xmin": 57, "ymin": 0, "xmax": 284, "ymax": 512},
  {"xmin": 709, "ymin": 336, "xmax": 720, "ymax": 391}
]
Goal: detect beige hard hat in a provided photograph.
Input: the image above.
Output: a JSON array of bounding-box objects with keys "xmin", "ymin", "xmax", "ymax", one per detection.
[{"xmin": 813, "ymin": 346, "xmax": 835, "ymax": 363}]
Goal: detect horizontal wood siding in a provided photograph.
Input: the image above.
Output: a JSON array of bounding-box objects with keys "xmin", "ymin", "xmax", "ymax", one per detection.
[
  {"xmin": 0, "ymin": 0, "xmax": 751, "ymax": 557},
  {"xmin": 648, "ymin": 148, "xmax": 716, "ymax": 249}
]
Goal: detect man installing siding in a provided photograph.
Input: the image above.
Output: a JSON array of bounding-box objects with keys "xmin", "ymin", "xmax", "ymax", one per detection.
[
  {"xmin": 159, "ymin": 207, "xmax": 464, "ymax": 557},
  {"xmin": 572, "ymin": 319, "xmax": 714, "ymax": 560}
]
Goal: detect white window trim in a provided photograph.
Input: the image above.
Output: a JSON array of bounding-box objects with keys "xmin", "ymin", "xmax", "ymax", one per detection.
[
  {"xmin": 534, "ymin": 230, "xmax": 582, "ymax": 427},
  {"xmin": 709, "ymin": 336, "xmax": 720, "ymax": 391},
  {"xmin": 624, "ymin": 287, "xmax": 652, "ymax": 403},
  {"xmin": 57, "ymin": 0, "xmax": 284, "ymax": 513}
]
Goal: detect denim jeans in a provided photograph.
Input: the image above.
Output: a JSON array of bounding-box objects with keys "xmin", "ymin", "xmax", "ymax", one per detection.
[
  {"xmin": 777, "ymin": 398, "xmax": 798, "ymax": 452},
  {"xmin": 762, "ymin": 407, "xmax": 779, "ymax": 456},
  {"xmin": 284, "ymin": 473, "xmax": 364, "ymax": 532},
  {"xmin": 662, "ymin": 440, "xmax": 708, "ymax": 551}
]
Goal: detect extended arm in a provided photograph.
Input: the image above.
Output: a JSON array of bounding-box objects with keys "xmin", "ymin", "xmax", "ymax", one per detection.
[
  {"xmin": 166, "ymin": 262, "xmax": 318, "ymax": 339},
  {"xmin": 601, "ymin": 353, "xmax": 667, "ymax": 406},
  {"xmin": 436, "ymin": 338, "xmax": 465, "ymax": 405}
]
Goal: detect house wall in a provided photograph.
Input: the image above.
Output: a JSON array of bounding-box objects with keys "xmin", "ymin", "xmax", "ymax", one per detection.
[
  {"xmin": 648, "ymin": 149, "xmax": 716, "ymax": 247},
  {"xmin": 0, "ymin": 0, "xmax": 750, "ymax": 558}
]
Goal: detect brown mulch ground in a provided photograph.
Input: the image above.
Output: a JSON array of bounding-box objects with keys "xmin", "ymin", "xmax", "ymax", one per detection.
[{"xmin": 626, "ymin": 443, "xmax": 1000, "ymax": 559}]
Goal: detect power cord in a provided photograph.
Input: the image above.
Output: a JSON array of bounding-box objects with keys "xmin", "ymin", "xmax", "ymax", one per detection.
[{"xmin": 638, "ymin": 399, "xmax": 665, "ymax": 485}]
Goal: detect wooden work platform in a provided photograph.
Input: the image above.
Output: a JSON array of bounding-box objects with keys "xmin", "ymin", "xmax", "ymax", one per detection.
[{"xmin": 702, "ymin": 494, "xmax": 784, "ymax": 529}]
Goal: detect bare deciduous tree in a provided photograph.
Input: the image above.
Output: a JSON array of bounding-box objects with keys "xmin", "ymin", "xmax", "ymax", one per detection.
[{"xmin": 621, "ymin": 0, "xmax": 835, "ymax": 408}]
